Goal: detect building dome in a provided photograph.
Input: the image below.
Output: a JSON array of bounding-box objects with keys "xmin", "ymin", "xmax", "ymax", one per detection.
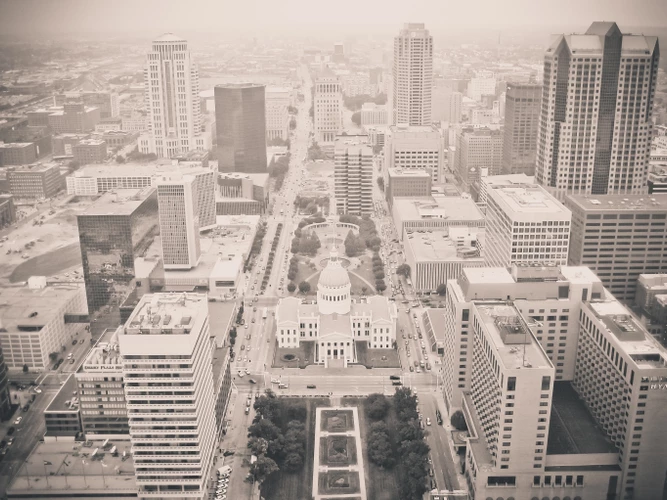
[{"xmin": 318, "ymin": 250, "xmax": 350, "ymax": 289}]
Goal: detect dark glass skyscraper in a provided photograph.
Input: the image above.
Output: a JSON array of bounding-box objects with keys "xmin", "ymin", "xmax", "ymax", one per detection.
[
  {"xmin": 0, "ymin": 347, "xmax": 10, "ymax": 420},
  {"xmin": 77, "ymin": 188, "xmax": 162, "ymax": 314},
  {"xmin": 215, "ymin": 84, "xmax": 267, "ymax": 173}
]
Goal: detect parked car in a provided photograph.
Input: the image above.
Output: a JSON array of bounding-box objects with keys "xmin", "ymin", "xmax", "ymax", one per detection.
[
  {"xmin": 307, "ymin": 384, "xmax": 316, "ymax": 389},
  {"xmin": 389, "ymin": 375, "xmax": 400, "ymax": 380},
  {"xmin": 14, "ymin": 417, "xmax": 22, "ymax": 425}
]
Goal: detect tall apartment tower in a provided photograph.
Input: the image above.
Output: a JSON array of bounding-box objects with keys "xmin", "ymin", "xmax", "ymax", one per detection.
[
  {"xmin": 484, "ymin": 184, "xmax": 571, "ymax": 267},
  {"xmin": 536, "ymin": 22, "xmax": 660, "ymax": 198},
  {"xmin": 502, "ymin": 83, "xmax": 542, "ymax": 175},
  {"xmin": 139, "ymin": 34, "xmax": 206, "ymax": 158},
  {"xmin": 313, "ymin": 74, "xmax": 343, "ymax": 151},
  {"xmin": 215, "ymin": 84, "xmax": 267, "ymax": 173},
  {"xmin": 334, "ymin": 135, "xmax": 373, "ymax": 215},
  {"xmin": 392, "ymin": 23, "xmax": 433, "ymax": 126},
  {"xmin": 119, "ymin": 293, "xmax": 216, "ymax": 500}
]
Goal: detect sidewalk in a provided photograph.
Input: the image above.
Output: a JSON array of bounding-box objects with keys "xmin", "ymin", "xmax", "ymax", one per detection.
[{"xmin": 431, "ymin": 389, "xmax": 467, "ymax": 489}]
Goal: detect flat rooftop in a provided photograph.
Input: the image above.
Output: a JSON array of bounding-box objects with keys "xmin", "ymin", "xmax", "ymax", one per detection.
[
  {"xmin": 72, "ymin": 161, "xmax": 212, "ymax": 179},
  {"xmin": 481, "ymin": 173, "xmax": 534, "ymax": 188},
  {"xmin": 0, "ymin": 142, "xmax": 33, "ymax": 149},
  {"xmin": 394, "ymin": 196, "xmax": 484, "ymax": 223},
  {"xmin": 0, "ymin": 282, "xmax": 85, "ymax": 335},
  {"xmin": 81, "ymin": 327, "xmax": 122, "ymax": 372},
  {"xmin": 588, "ymin": 300, "xmax": 667, "ymax": 368},
  {"xmin": 547, "ymin": 382, "xmax": 617, "ymax": 455},
  {"xmin": 124, "ymin": 293, "xmax": 207, "ymax": 335},
  {"xmin": 461, "ymin": 267, "xmax": 515, "ymax": 285},
  {"xmin": 405, "ymin": 228, "xmax": 483, "ymax": 262},
  {"xmin": 565, "ymin": 193, "xmax": 667, "ymax": 212},
  {"xmin": 474, "ymin": 302, "xmax": 552, "ymax": 370},
  {"xmin": 45, "ymin": 374, "xmax": 79, "ymax": 413},
  {"xmin": 388, "ymin": 168, "xmax": 431, "ymax": 178},
  {"xmin": 80, "ymin": 187, "xmax": 155, "ymax": 216},
  {"xmin": 8, "ymin": 162, "xmax": 59, "ymax": 173},
  {"xmin": 488, "ymin": 184, "xmax": 571, "ymax": 217},
  {"xmin": 7, "ymin": 439, "xmax": 136, "ymax": 498}
]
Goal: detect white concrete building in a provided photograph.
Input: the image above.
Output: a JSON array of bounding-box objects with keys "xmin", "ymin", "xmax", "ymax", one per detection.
[
  {"xmin": 392, "ymin": 23, "xmax": 433, "ymax": 126},
  {"xmin": 484, "ymin": 184, "xmax": 571, "ymax": 267},
  {"xmin": 536, "ymin": 22, "xmax": 659, "ymax": 198},
  {"xmin": 265, "ymin": 86, "xmax": 291, "ymax": 141},
  {"xmin": 138, "ymin": 33, "xmax": 208, "ymax": 158},
  {"xmin": 313, "ymin": 74, "xmax": 343, "ymax": 151},
  {"xmin": 0, "ymin": 278, "xmax": 88, "ymax": 370},
  {"xmin": 476, "ymin": 172, "xmax": 535, "ymax": 212},
  {"xmin": 275, "ymin": 251, "xmax": 397, "ymax": 367},
  {"xmin": 360, "ymin": 103, "xmax": 388, "ymax": 126},
  {"xmin": 384, "ymin": 125, "xmax": 444, "ymax": 183},
  {"xmin": 403, "ymin": 227, "xmax": 485, "ymax": 292},
  {"xmin": 119, "ymin": 293, "xmax": 216, "ymax": 500},
  {"xmin": 467, "ymin": 72, "xmax": 497, "ymax": 101},
  {"xmin": 334, "ymin": 135, "xmax": 373, "ymax": 215}
]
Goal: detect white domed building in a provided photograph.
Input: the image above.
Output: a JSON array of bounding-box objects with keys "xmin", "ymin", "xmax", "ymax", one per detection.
[{"xmin": 275, "ymin": 250, "xmax": 398, "ymax": 367}]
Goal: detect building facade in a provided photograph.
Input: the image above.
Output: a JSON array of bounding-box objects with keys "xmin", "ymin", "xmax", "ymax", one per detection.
[
  {"xmin": 535, "ymin": 22, "xmax": 660, "ymax": 198},
  {"xmin": 454, "ymin": 127, "xmax": 503, "ymax": 192},
  {"xmin": 360, "ymin": 103, "xmax": 388, "ymax": 126},
  {"xmin": 0, "ymin": 142, "xmax": 37, "ymax": 166},
  {"xmin": 392, "ymin": 23, "xmax": 433, "ymax": 126},
  {"xmin": 265, "ymin": 86, "xmax": 291, "ymax": 142},
  {"xmin": 139, "ymin": 34, "xmax": 206, "ymax": 158},
  {"xmin": 313, "ymin": 75, "xmax": 343, "ymax": 149},
  {"xmin": 77, "ymin": 188, "xmax": 161, "ymax": 312},
  {"xmin": 72, "ymin": 139, "xmax": 107, "ymax": 165},
  {"xmin": 215, "ymin": 83, "xmax": 267, "ymax": 173},
  {"xmin": 0, "ymin": 194, "xmax": 16, "ymax": 228},
  {"xmin": 118, "ymin": 293, "xmax": 216, "ymax": 500},
  {"xmin": 385, "ymin": 168, "xmax": 432, "ymax": 208},
  {"xmin": 334, "ymin": 135, "xmax": 373, "ymax": 215},
  {"xmin": 385, "ymin": 125, "xmax": 444, "ymax": 184},
  {"xmin": 502, "ymin": 83, "xmax": 542, "ymax": 176},
  {"xmin": 7, "ymin": 163, "xmax": 63, "ymax": 199},
  {"xmin": 565, "ymin": 193, "xmax": 667, "ymax": 301},
  {"xmin": 484, "ymin": 184, "xmax": 571, "ymax": 267}
]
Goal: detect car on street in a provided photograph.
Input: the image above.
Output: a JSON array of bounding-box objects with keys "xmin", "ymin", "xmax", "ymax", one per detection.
[
  {"xmin": 307, "ymin": 384, "xmax": 316, "ymax": 389},
  {"xmin": 426, "ymin": 418, "xmax": 431, "ymax": 426},
  {"xmin": 248, "ymin": 379, "xmax": 257, "ymax": 384},
  {"xmin": 14, "ymin": 416, "xmax": 22, "ymax": 425}
]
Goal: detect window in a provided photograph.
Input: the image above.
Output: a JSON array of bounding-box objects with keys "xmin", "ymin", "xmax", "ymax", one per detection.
[{"xmin": 507, "ymin": 377, "xmax": 516, "ymax": 391}]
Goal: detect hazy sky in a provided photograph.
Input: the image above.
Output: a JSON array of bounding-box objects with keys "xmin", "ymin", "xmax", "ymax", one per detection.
[{"xmin": 0, "ymin": 0, "xmax": 666, "ymax": 37}]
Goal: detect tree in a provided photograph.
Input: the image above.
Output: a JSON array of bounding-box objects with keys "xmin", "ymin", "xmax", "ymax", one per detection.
[
  {"xmin": 283, "ymin": 452, "xmax": 304, "ymax": 470},
  {"xmin": 396, "ymin": 264, "xmax": 411, "ymax": 279},
  {"xmin": 450, "ymin": 410, "xmax": 468, "ymax": 431},
  {"xmin": 22, "ymin": 363, "xmax": 29, "ymax": 373},
  {"xmin": 115, "ymin": 155, "xmax": 125, "ymax": 163},
  {"xmin": 248, "ymin": 436, "xmax": 269, "ymax": 456},
  {"xmin": 287, "ymin": 282, "xmax": 296, "ymax": 293},
  {"xmin": 361, "ymin": 286, "xmax": 368, "ymax": 295},
  {"xmin": 250, "ymin": 455, "xmax": 279, "ymax": 484},
  {"xmin": 436, "ymin": 283, "xmax": 447, "ymax": 296},
  {"xmin": 376, "ymin": 176, "xmax": 384, "ymax": 191},
  {"xmin": 298, "ymin": 281, "xmax": 311, "ymax": 294},
  {"xmin": 253, "ymin": 395, "xmax": 283, "ymax": 422},
  {"xmin": 49, "ymin": 352, "xmax": 59, "ymax": 363},
  {"xmin": 367, "ymin": 421, "xmax": 395, "ymax": 468},
  {"xmin": 376, "ymin": 282, "xmax": 386, "ymax": 292},
  {"xmin": 366, "ymin": 393, "xmax": 390, "ymax": 420},
  {"xmin": 374, "ymin": 270, "xmax": 385, "ymax": 280},
  {"xmin": 351, "ymin": 111, "xmax": 361, "ymax": 125},
  {"xmin": 289, "ymin": 119, "xmax": 297, "ymax": 130}
]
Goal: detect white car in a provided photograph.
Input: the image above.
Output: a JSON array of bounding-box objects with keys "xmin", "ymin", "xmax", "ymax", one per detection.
[
  {"xmin": 14, "ymin": 416, "xmax": 23, "ymax": 425},
  {"xmin": 426, "ymin": 417, "xmax": 432, "ymax": 426}
]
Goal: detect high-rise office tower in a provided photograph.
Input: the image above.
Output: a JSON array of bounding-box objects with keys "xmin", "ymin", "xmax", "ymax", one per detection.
[
  {"xmin": 334, "ymin": 135, "xmax": 373, "ymax": 215},
  {"xmin": 484, "ymin": 184, "xmax": 571, "ymax": 267},
  {"xmin": 536, "ymin": 22, "xmax": 660, "ymax": 198},
  {"xmin": 502, "ymin": 83, "xmax": 542, "ymax": 176},
  {"xmin": 265, "ymin": 86, "xmax": 291, "ymax": 141},
  {"xmin": 157, "ymin": 176, "xmax": 202, "ymax": 270},
  {"xmin": 77, "ymin": 188, "xmax": 161, "ymax": 313},
  {"xmin": 119, "ymin": 293, "xmax": 216, "ymax": 500},
  {"xmin": 0, "ymin": 347, "xmax": 10, "ymax": 420},
  {"xmin": 392, "ymin": 23, "xmax": 433, "ymax": 126},
  {"xmin": 565, "ymin": 193, "xmax": 667, "ymax": 301},
  {"xmin": 138, "ymin": 34, "xmax": 208, "ymax": 158},
  {"xmin": 215, "ymin": 83, "xmax": 267, "ymax": 173},
  {"xmin": 313, "ymin": 74, "xmax": 343, "ymax": 151}
]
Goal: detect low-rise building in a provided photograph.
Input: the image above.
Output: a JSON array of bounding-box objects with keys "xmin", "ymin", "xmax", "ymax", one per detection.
[
  {"xmin": 97, "ymin": 130, "xmax": 138, "ymax": 149},
  {"xmin": 72, "ymin": 139, "xmax": 107, "ymax": 165},
  {"xmin": 0, "ymin": 142, "xmax": 37, "ymax": 166},
  {"xmin": 94, "ymin": 117, "xmax": 123, "ymax": 132},
  {"xmin": 216, "ymin": 172, "xmax": 270, "ymax": 215},
  {"xmin": 385, "ymin": 168, "xmax": 432, "ymax": 207},
  {"xmin": 403, "ymin": 227, "xmax": 485, "ymax": 293},
  {"xmin": 52, "ymin": 133, "xmax": 90, "ymax": 157},
  {"xmin": 47, "ymin": 103, "xmax": 101, "ymax": 134},
  {"xmin": 44, "ymin": 375, "xmax": 82, "ymax": 438},
  {"xmin": 635, "ymin": 274, "xmax": 667, "ymax": 339},
  {"xmin": 360, "ymin": 102, "xmax": 388, "ymax": 126},
  {"xmin": 391, "ymin": 195, "xmax": 484, "ymax": 240},
  {"xmin": 0, "ymin": 278, "xmax": 88, "ymax": 370},
  {"xmin": 7, "ymin": 162, "xmax": 64, "ymax": 199}
]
